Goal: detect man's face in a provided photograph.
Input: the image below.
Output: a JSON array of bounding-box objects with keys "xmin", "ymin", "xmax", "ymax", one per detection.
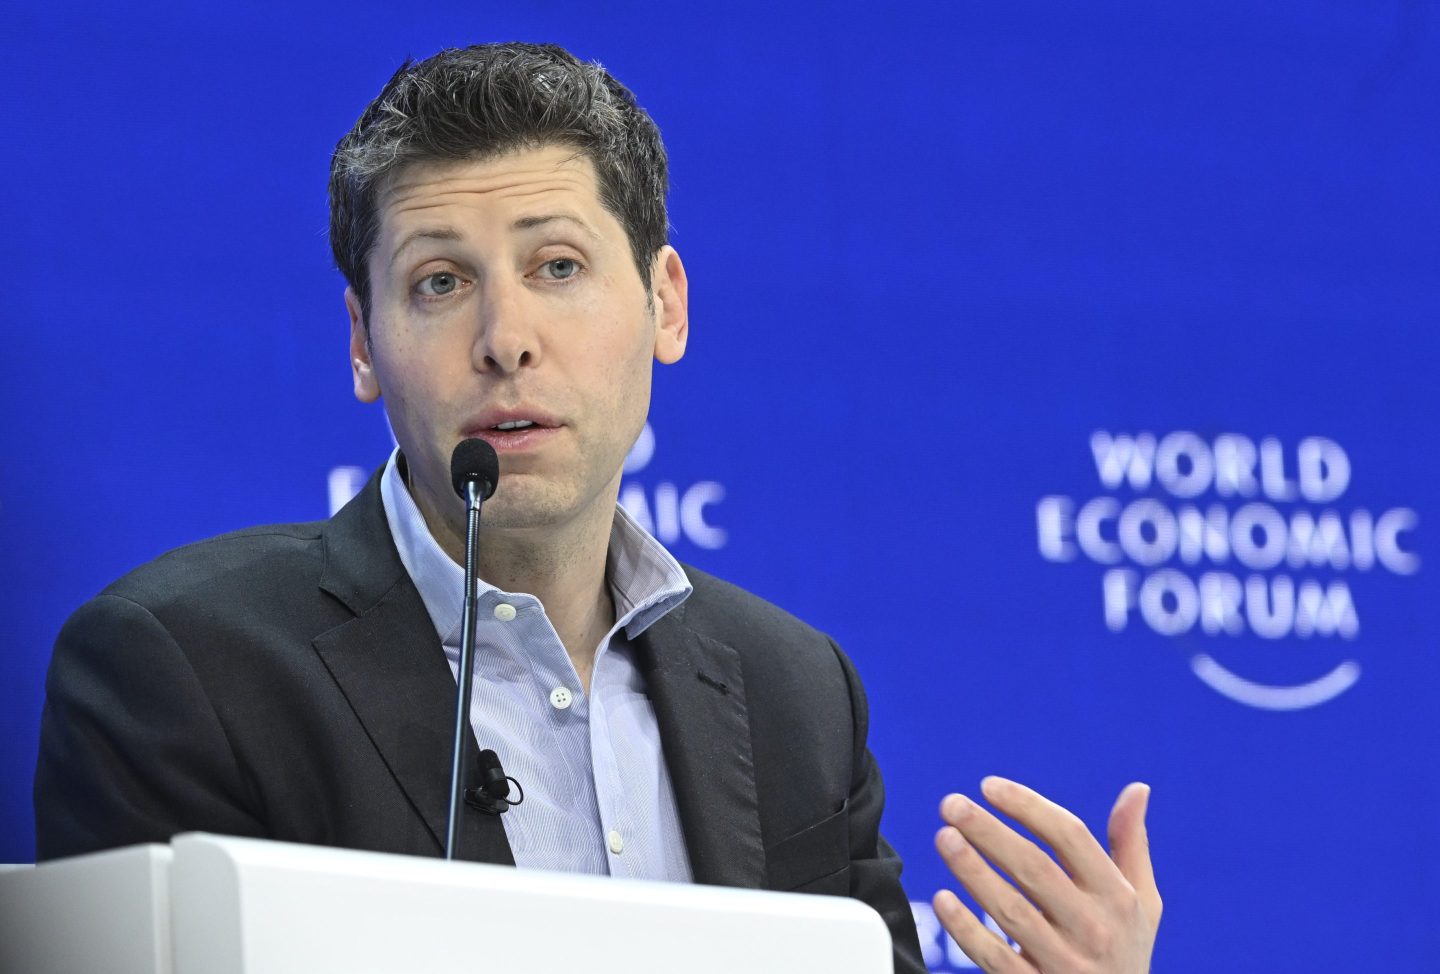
[{"xmin": 346, "ymin": 145, "xmax": 688, "ymax": 545}]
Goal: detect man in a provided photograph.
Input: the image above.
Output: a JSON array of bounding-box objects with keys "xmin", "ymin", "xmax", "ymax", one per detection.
[{"xmin": 36, "ymin": 43, "xmax": 1159, "ymax": 973}]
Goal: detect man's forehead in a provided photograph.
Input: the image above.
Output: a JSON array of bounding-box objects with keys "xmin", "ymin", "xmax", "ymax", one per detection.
[
  {"xmin": 378, "ymin": 144, "xmax": 601, "ymax": 213},
  {"xmin": 370, "ymin": 146, "xmax": 619, "ymax": 271}
]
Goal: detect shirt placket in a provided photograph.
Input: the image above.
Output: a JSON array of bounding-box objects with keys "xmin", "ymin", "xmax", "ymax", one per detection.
[{"xmin": 586, "ymin": 640, "xmax": 633, "ymax": 878}]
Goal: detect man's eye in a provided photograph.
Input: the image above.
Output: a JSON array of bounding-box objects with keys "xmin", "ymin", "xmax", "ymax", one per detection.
[
  {"xmin": 417, "ymin": 272, "xmax": 461, "ymax": 296},
  {"xmin": 540, "ymin": 259, "xmax": 580, "ymax": 280}
]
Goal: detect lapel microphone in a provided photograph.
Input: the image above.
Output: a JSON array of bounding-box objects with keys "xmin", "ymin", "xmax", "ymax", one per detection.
[
  {"xmin": 465, "ymin": 747, "xmax": 525, "ymax": 815},
  {"xmin": 443, "ymin": 439, "xmax": 522, "ymax": 859}
]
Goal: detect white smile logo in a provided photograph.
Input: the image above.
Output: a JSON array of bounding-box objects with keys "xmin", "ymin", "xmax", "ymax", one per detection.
[{"xmin": 1036, "ymin": 430, "xmax": 1421, "ymax": 710}]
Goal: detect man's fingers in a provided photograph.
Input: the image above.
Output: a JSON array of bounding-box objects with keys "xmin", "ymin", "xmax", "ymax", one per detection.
[
  {"xmin": 938, "ymin": 794, "xmax": 1092, "ymax": 937},
  {"xmin": 931, "ymin": 887, "xmax": 1039, "ymax": 974},
  {"xmin": 976, "ymin": 776, "xmax": 1124, "ymax": 896},
  {"xmin": 934, "ymin": 823, "xmax": 1078, "ymax": 968},
  {"xmin": 1108, "ymin": 782, "xmax": 1163, "ymax": 921},
  {"xmin": 936, "ymin": 779, "xmax": 1162, "ymax": 973}
]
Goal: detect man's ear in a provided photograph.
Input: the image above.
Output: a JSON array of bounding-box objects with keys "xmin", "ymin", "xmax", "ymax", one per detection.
[
  {"xmin": 346, "ymin": 287, "xmax": 381, "ymax": 403},
  {"xmin": 651, "ymin": 246, "xmax": 689, "ymax": 365}
]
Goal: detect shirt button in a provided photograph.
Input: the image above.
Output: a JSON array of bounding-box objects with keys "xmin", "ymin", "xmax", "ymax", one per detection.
[
  {"xmin": 549, "ymin": 687, "xmax": 573, "ymax": 710},
  {"xmin": 607, "ymin": 830, "xmax": 624, "ymax": 855},
  {"xmin": 493, "ymin": 603, "xmax": 517, "ymax": 622}
]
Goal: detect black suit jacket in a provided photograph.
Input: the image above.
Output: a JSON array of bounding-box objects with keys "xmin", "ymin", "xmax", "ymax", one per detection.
[{"xmin": 35, "ymin": 472, "xmax": 924, "ymax": 973}]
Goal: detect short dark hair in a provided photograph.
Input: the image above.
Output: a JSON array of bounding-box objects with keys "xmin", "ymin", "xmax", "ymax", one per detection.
[{"xmin": 328, "ymin": 43, "xmax": 669, "ymax": 323}]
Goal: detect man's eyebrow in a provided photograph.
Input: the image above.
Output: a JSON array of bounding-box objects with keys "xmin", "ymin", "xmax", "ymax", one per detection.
[
  {"xmin": 387, "ymin": 216, "xmax": 601, "ymax": 270},
  {"xmin": 388, "ymin": 227, "xmax": 463, "ymax": 269},
  {"xmin": 512, "ymin": 213, "xmax": 602, "ymax": 241}
]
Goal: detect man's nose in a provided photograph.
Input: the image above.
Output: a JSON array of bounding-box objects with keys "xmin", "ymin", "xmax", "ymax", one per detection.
[{"xmin": 472, "ymin": 279, "xmax": 539, "ymax": 374}]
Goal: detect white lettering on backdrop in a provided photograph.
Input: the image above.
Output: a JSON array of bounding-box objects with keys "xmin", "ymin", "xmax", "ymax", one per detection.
[{"xmin": 1037, "ymin": 431, "xmax": 1420, "ymax": 709}]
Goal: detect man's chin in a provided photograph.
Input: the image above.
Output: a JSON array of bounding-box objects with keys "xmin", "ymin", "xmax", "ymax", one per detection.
[
  {"xmin": 469, "ymin": 466, "xmax": 621, "ymax": 537},
  {"xmin": 476, "ymin": 485, "xmax": 579, "ymax": 533}
]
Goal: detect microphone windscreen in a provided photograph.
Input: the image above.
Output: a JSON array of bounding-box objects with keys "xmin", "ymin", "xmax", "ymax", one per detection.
[
  {"xmin": 450, "ymin": 438, "xmax": 499, "ymax": 500},
  {"xmin": 476, "ymin": 748, "xmax": 511, "ymax": 799}
]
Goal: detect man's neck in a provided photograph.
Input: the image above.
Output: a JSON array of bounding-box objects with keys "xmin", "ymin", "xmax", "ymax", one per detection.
[
  {"xmin": 473, "ymin": 517, "xmax": 616, "ymax": 692},
  {"xmin": 417, "ymin": 483, "xmax": 617, "ymax": 693}
]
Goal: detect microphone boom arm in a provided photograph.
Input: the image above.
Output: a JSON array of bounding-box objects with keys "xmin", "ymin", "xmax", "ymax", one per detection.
[{"xmin": 444, "ymin": 478, "xmax": 486, "ymax": 860}]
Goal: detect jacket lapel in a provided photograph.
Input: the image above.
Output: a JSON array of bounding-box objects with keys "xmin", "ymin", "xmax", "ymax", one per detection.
[
  {"xmin": 310, "ymin": 469, "xmax": 514, "ymax": 867},
  {"xmin": 636, "ymin": 607, "xmax": 766, "ymax": 889}
]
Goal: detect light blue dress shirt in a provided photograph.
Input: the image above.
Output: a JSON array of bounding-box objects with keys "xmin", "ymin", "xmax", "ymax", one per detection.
[{"xmin": 379, "ymin": 451, "xmax": 695, "ymax": 882}]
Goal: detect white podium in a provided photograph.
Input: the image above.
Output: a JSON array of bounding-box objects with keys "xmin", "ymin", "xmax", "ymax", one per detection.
[{"xmin": 0, "ymin": 834, "xmax": 893, "ymax": 974}]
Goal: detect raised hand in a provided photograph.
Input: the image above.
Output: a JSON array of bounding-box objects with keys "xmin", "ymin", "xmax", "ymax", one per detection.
[{"xmin": 932, "ymin": 777, "xmax": 1161, "ymax": 973}]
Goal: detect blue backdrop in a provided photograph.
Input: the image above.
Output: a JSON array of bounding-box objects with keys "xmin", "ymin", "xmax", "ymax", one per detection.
[{"xmin": 4, "ymin": 2, "xmax": 1436, "ymax": 969}]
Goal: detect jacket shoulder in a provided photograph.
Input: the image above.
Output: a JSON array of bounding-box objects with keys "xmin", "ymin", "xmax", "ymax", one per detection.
[
  {"xmin": 671, "ymin": 561, "xmax": 840, "ymax": 677},
  {"xmin": 675, "ymin": 562, "xmax": 839, "ymax": 658},
  {"xmin": 95, "ymin": 519, "xmax": 329, "ymax": 617}
]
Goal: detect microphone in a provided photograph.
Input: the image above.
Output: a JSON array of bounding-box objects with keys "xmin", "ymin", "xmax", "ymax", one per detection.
[
  {"xmin": 450, "ymin": 438, "xmax": 499, "ymax": 503},
  {"xmin": 465, "ymin": 748, "xmax": 526, "ymax": 815},
  {"xmin": 443, "ymin": 438, "xmax": 519, "ymax": 860}
]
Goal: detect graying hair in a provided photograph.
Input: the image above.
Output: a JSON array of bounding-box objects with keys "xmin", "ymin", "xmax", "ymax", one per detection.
[{"xmin": 328, "ymin": 43, "xmax": 669, "ymax": 323}]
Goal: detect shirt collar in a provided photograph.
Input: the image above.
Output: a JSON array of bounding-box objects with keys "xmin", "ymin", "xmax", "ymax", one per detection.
[{"xmin": 379, "ymin": 449, "xmax": 691, "ymax": 647}]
